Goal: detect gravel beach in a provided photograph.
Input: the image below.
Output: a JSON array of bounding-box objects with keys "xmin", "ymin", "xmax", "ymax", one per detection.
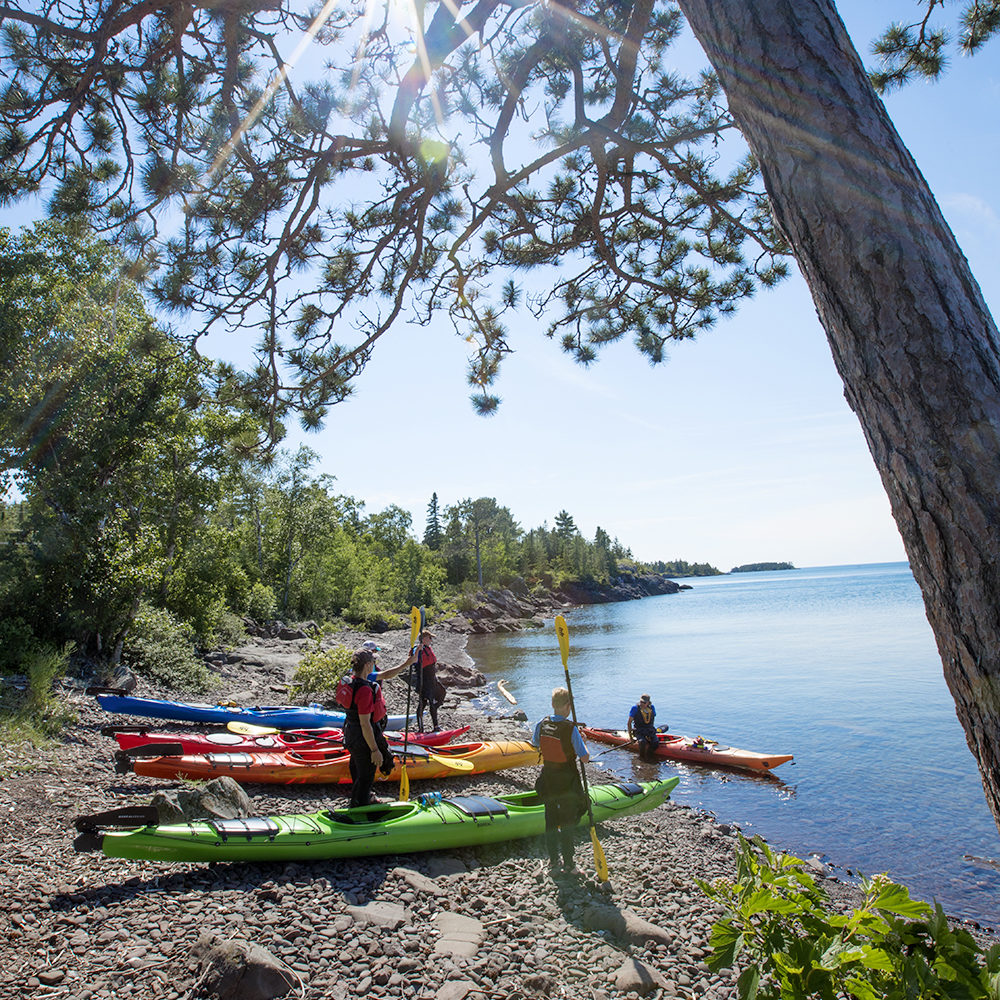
[{"xmin": 0, "ymin": 623, "xmax": 963, "ymax": 1000}]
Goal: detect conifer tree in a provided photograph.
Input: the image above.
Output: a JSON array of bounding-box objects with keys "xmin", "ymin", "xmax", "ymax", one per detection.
[{"xmin": 423, "ymin": 493, "xmax": 442, "ymax": 551}]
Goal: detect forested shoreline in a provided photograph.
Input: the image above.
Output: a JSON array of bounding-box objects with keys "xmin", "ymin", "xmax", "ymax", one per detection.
[{"xmin": 0, "ymin": 223, "xmax": 718, "ymax": 688}]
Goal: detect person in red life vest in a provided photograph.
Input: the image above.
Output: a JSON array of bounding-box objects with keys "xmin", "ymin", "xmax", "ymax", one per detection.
[
  {"xmin": 342, "ymin": 647, "xmax": 414, "ymax": 806},
  {"xmin": 532, "ymin": 686, "xmax": 591, "ymax": 875},
  {"xmin": 412, "ymin": 630, "xmax": 444, "ymax": 733},
  {"xmin": 627, "ymin": 693, "xmax": 659, "ymax": 760}
]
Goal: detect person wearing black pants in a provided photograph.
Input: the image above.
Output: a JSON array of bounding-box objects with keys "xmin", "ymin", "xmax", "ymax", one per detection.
[
  {"xmin": 341, "ymin": 650, "xmax": 386, "ymax": 808},
  {"xmin": 532, "ymin": 687, "xmax": 591, "ymax": 874},
  {"xmin": 413, "ymin": 630, "xmax": 442, "ymax": 733}
]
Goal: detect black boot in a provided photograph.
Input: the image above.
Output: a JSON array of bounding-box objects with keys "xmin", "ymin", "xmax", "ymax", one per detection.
[
  {"xmin": 545, "ymin": 831, "xmax": 561, "ymax": 872},
  {"xmin": 560, "ymin": 829, "xmax": 576, "ymax": 872}
]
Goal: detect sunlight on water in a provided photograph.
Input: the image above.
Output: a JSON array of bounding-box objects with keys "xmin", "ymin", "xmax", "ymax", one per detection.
[{"xmin": 468, "ymin": 563, "xmax": 1000, "ymax": 926}]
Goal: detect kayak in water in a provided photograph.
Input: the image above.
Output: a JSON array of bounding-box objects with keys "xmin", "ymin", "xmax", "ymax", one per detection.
[
  {"xmin": 73, "ymin": 779, "xmax": 679, "ymax": 863},
  {"xmin": 580, "ymin": 726, "xmax": 793, "ymax": 772}
]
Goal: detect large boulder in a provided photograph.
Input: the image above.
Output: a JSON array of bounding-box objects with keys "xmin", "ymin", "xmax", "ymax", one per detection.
[
  {"xmin": 189, "ymin": 935, "xmax": 298, "ymax": 1000},
  {"xmin": 152, "ymin": 776, "xmax": 252, "ymax": 824}
]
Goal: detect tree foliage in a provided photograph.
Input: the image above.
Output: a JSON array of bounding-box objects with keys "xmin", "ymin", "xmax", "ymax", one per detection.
[
  {"xmin": 0, "ymin": 220, "xmax": 258, "ymax": 663},
  {"xmin": 0, "ymin": 0, "xmax": 787, "ymax": 430},
  {"xmin": 871, "ymin": 1, "xmax": 1000, "ymax": 92}
]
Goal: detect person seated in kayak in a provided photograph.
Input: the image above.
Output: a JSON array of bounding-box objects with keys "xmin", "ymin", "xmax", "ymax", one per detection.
[
  {"xmin": 628, "ymin": 694, "xmax": 659, "ymax": 760},
  {"xmin": 412, "ymin": 630, "xmax": 444, "ymax": 733},
  {"xmin": 532, "ymin": 687, "xmax": 591, "ymax": 875},
  {"xmin": 342, "ymin": 648, "xmax": 412, "ymax": 806}
]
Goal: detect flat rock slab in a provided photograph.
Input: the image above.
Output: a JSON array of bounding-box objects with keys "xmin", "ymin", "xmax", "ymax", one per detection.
[
  {"xmin": 391, "ymin": 866, "xmax": 449, "ymax": 897},
  {"xmin": 433, "ymin": 912, "xmax": 484, "ymax": 957},
  {"xmin": 424, "ymin": 856, "xmax": 468, "ymax": 877},
  {"xmin": 434, "ymin": 981, "xmax": 481, "ymax": 1000},
  {"xmin": 582, "ymin": 904, "xmax": 672, "ymax": 945},
  {"xmin": 345, "ymin": 901, "xmax": 411, "ymax": 929}
]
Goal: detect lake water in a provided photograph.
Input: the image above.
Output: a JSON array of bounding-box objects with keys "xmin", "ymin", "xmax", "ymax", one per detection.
[{"xmin": 467, "ymin": 562, "xmax": 1000, "ymax": 927}]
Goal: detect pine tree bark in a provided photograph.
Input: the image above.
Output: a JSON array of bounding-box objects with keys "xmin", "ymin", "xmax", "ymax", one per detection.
[{"xmin": 676, "ymin": 0, "xmax": 1000, "ymax": 827}]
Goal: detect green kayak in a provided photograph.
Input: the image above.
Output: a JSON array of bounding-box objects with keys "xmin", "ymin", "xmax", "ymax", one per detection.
[{"xmin": 74, "ymin": 779, "xmax": 678, "ymax": 863}]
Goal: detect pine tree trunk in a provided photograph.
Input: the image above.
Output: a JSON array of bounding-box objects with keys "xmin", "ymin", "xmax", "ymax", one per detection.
[{"xmin": 676, "ymin": 0, "xmax": 1000, "ymax": 828}]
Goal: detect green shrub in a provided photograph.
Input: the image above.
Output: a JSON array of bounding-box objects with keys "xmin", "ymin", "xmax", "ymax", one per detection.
[
  {"xmin": 0, "ymin": 643, "xmax": 77, "ymax": 746},
  {"xmin": 205, "ymin": 608, "xmax": 247, "ymax": 650},
  {"xmin": 289, "ymin": 644, "xmax": 353, "ymax": 701},
  {"xmin": 124, "ymin": 604, "xmax": 216, "ymax": 693},
  {"xmin": 247, "ymin": 582, "xmax": 278, "ymax": 622},
  {"xmin": 342, "ymin": 598, "xmax": 405, "ymax": 632},
  {"xmin": 698, "ymin": 833, "xmax": 1000, "ymax": 1000}
]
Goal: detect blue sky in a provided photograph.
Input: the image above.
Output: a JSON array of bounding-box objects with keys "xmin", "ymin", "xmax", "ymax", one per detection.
[{"xmin": 6, "ymin": 2, "xmax": 999, "ymax": 572}]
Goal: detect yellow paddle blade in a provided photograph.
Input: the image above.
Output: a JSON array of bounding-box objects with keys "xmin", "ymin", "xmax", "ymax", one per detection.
[
  {"xmin": 410, "ymin": 606, "xmax": 421, "ymax": 646},
  {"xmin": 555, "ymin": 614, "xmax": 569, "ymax": 667},
  {"xmin": 590, "ymin": 826, "xmax": 609, "ymax": 882},
  {"xmin": 399, "ymin": 763, "xmax": 410, "ymax": 801},
  {"xmin": 227, "ymin": 721, "xmax": 278, "ymax": 736},
  {"xmin": 428, "ymin": 754, "xmax": 474, "ymax": 771}
]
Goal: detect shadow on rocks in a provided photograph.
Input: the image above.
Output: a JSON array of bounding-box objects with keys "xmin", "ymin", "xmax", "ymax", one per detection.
[{"xmin": 48, "ymin": 857, "xmax": 400, "ymax": 912}]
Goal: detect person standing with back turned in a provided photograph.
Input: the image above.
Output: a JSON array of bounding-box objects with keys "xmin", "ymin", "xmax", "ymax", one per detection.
[{"xmin": 532, "ymin": 686, "xmax": 591, "ymax": 875}]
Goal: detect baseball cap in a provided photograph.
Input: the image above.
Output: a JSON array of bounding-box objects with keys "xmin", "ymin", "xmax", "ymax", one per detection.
[
  {"xmin": 362, "ymin": 641, "xmax": 380, "ymax": 653},
  {"xmin": 640, "ymin": 693, "xmax": 651, "ymax": 702}
]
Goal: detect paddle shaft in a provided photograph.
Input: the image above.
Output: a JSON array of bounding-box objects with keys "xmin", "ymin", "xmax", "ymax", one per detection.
[{"xmin": 554, "ymin": 615, "xmax": 607, "ymax": 881}]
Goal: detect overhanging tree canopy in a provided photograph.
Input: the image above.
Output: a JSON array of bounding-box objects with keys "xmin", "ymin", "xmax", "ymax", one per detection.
[{"xmin": 0, "ymin": 0, "xmax": 787, "ymax": 433}]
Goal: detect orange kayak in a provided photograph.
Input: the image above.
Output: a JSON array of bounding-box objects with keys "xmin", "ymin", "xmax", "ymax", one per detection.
[
  {"xmin": 580, "ymin": 726, "xmax": 793, "ymax": 772},
  {"xmin": 118, "ymin": 739, "xmax": 541, "ymax": 784}
]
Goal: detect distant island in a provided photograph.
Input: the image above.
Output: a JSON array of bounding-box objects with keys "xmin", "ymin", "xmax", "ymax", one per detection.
[{"xmin": 730, "ymin": 562, "xmax": 796, "ymax": 573}]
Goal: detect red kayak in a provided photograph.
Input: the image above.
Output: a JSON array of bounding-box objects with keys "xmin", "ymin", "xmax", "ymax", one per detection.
[
  {"xmin": 580, "ymin": 726, "xmax": 793, "ymax": 772},
  {"xmin": 109, "ymin": 725, "xmax": 471, "ymax": 756}
]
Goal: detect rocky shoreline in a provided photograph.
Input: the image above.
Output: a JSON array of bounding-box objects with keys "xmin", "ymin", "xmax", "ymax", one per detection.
[{"xmin": 0, "ymin": 613, "xmax": 989, "ymax": 1000}]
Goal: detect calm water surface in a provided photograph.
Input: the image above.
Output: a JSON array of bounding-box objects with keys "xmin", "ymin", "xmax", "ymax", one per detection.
[{"xmin": 467, "ymin": 563, "xmax": 1000, "ymax": 926}]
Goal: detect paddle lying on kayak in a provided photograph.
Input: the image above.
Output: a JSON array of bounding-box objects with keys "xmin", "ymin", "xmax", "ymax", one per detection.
[
  {"xmin": 73, "ymin": 778, "xmax": 679, "ymax": 863},
  {"xmin": 579, "ymin": 726, "xmax": 793, "ymax": 772},
  {"xmin": 115, "ymin": 739, "xmax": 539, "ymax": 784},
  {"xmin": 106, "ymin": 724, "xmax": 471, "ymax": 756},
  {"xmin": 89, "ymin": 690, "xmax": 417, "ymax": 731}
]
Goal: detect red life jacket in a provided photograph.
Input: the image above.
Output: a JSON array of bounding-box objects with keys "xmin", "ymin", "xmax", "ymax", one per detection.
[
  {"xmin": 538, "ymin": 717, "xmax": 577, "ymax": 765},
  {"xmin": 339, "ymin": 676, "xmax": 386, "ymax": 724}
]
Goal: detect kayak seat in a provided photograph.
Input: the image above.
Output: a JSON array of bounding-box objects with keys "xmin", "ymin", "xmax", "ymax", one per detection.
[
  {"xmin": 209, "ymin": 818, "xmax": 281, "ymax": 841},
  {"xmin": 614, "ymin": 783, "xmax": 645, "ymax": 797},
  {"xmin": 447, "ymin": 796, "xmax": 509, "ymax": 819}
]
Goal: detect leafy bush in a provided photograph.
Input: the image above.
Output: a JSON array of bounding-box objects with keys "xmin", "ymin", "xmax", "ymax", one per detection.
[
  {"xmin": 205, "ymin": 608, "xmax": 246, "ymax": 650},
  {"xmin": 289, "ymin": 644, "xmax": 353, "ymax": 701},
  {"xmin": 698, "ymin": 833, "xmax": 1000, "ymax": 1000},
  {"xmin": 247, "ymin": 582, "xmax": 278, "ymax": 622},
  {"xmin": 342, "ymin": 598, "xmax": 405, "ymax": 632},
  {"xmin": 123, "ymin": 604, "xmax": 216, "ymax": 693}
]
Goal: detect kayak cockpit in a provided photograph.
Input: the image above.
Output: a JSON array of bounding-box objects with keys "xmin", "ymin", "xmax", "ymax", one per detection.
[{"xmin": 326, "ymin": 804, "xmax": 416, "ymax": 825}]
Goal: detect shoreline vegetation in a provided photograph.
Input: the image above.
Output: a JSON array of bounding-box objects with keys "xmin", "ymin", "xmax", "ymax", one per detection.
[
  {"xmin": 728, "ymin": 562, "xmax": 796, "ymax": 573},
  {"xmin": 2, "ymin": 584, "xmax": 997, "ymax": 1000}
]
